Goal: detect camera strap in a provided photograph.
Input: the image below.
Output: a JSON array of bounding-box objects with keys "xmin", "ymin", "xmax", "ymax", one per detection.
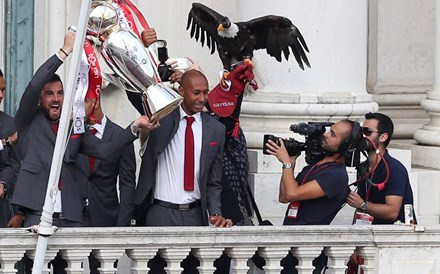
[
  {"xmin": 245, "ymin": 181, "xmax": 272, "ymax": 225},
  {"xmin": 301, "ymin": 161, "xmax": 343, "ymax": 185}
]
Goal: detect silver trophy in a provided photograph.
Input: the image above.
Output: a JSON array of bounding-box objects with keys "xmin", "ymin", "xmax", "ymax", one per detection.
[{"xmin": 88, "ymin": 1, "xmax": 182, "ymax": 119}]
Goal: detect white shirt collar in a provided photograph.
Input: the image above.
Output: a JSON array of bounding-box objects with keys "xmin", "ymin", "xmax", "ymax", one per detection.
[
  {"xmin": 179, "ymin": 105, "xmax": 201, "ymax": 122},
  {"xmin": 91, "ymin": 115, "xmax": 107, "ymax": 135}
]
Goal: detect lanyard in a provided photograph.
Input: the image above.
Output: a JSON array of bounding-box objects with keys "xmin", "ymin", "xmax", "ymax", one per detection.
[{"xmin": 301, "ymin": 161, "xmax": 343, "ymax": 185}]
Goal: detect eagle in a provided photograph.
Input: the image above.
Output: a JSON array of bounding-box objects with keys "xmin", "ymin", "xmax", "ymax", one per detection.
[{"xmin": 186, "ymin": 2, "xmax": 311, "ymax": 76}]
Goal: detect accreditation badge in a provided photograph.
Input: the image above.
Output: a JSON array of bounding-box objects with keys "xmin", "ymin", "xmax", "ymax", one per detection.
[
  {"xmin": 354, "ymin": 212, "xmax": 374, "ymax": 225},
  {"xmin": 287, "ymin": 201, "xmax": 300, "ymax": 219}
]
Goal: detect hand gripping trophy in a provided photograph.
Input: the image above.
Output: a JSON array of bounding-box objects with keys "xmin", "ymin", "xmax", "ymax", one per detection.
[{"xmin": 87, "ymin": 1, "xmax": 182, "ymax": 119}]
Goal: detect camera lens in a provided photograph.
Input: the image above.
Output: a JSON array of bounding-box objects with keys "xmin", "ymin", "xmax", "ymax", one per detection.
[{"xmin": 158, "ymin": 63, "xmax": 172, "ymax": 81}]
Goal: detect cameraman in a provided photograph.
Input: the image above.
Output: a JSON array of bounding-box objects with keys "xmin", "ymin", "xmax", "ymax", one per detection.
[
  {"xmin": 265, "ymin": 119, "xmax": 357, "ymax": 273},
  {"xmin": 345, "ymin": 112, "xmax": 417, "ymax": 273}
]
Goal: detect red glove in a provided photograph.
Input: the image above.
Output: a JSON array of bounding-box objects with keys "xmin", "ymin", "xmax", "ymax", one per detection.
[{"xmin": 226, "ymin": 62, "xmax": 258, "ymax": 95}]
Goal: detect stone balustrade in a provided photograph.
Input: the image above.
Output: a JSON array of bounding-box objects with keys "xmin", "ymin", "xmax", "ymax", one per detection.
[{"xmin": 0, "ymin": 225, "xmax": 439, "ymax": 274}]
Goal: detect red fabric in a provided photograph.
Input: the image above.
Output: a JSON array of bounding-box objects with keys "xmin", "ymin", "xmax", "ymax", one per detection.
[
  {"xmin": 84, "ymin": 38, "xmax": 102, "ymax": 123},
  {"xmin": 346, "ymin": 256, "xmax": 364, "ymax": 274},
  {"xmin": 89, "ymin": 128, "xmax": 97, "ymax": 173},
  {"xmin": 184, "ymin": 116, "xmax": 195, "ymax": 191},
  {"xmin": 208, "ymin": 62, "xmax": 257, "ymax": 118},
  {"xmin": 52, "ymin": 121, "xmax": 59, "ymax": 134}
]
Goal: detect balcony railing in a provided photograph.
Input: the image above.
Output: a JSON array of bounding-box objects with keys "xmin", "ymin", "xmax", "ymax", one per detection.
[{"xmin": 1, "ymin": 225, "xmax": 439, "ymax": 274}]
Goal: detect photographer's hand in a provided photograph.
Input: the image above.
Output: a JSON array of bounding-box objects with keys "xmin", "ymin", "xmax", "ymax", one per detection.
[{"xmin": 266, "ymin": 138, "xmax": 295, "ymax": 165}]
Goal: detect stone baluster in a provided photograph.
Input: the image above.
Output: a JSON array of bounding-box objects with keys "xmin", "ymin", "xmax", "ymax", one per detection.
[
  {"xmin": 126, "ymin": 248, "xmax": 158, "ymax": 274},
  {"xmin": 92, "ymin": 249, "xmax": 125, "ymax": 274},
  {"xmin": 26, "ymin": 249, "xmax": 58, "ymax": 274},
  {"xmin": 0, "ymin": 250, "xmax": 26, "ymax": 274},
  {"xmin": 290, "ymin": 246, "xmax": 323, "ymax": 274},
  {"xmin": 257, "ymin": 246, "xmax": 288, "ymax": 273},
  {"xmin": 324, "ymin": 246, "xmax": 356, "ymax": 274},
  {"xmin": 225, "ymin": 246, "xmax": 257, "ymax": 274},
  {"xmin": 58, "ymin": 249, "xmax": 91, "ymax": 274},
  {"xmin": 357, "ymin": 246, "xmax": 377, "ymax": 274},
  {"xmin": 159, "ymin": 247, "xmax": 191, "ymax": 274},
  {"xmin": 192, "ymin": 247, "xmax": 224, "ymax": 273}
]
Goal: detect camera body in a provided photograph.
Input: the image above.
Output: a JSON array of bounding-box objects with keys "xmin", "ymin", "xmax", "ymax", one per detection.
[
  {"xmin": 156, "ymin": 40, "xmax": 173, "ymax": 82},
  {"xmin": 263, "ymin": 122, "xmax": 333, "ymax": 165}
]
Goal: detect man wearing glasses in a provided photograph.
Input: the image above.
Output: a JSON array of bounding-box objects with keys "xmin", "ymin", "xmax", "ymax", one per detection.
[{"xmin": 346, "ymin": 112, "xmax": 417, "ymax": 225}]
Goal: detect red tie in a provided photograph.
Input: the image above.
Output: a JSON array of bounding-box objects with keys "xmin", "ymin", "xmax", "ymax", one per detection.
[
  {"xmin": 184, "ymin": 116, "xmax": 195, "ymax": 191},
  {"xmin": 89, "ymin": 128, "xmax": 97, "ymax": 172},
  {"xmin": 52, "ymin": 121, "xmax": 59, "ymax": 133}
]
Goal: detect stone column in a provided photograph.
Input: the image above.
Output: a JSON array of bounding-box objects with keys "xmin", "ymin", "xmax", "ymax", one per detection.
[
  {"xmin": 236, "ymin": 0, "xmax": 378, "ymax": 148},
  {"xmin": 257, "ymin": 246, "xmax": 288, "ymax": 273},
  {"xmin": 126, "ymin": 248, "xmax": 158, "ymax": 274},
  {"xmin": 225, "ymin": 247, "xmax": 258, "ymax": 274},
  {"xmin": 92, "ymin": 249, "xmax": 125, "ymax": 274},
  {"xmin": 159, "ymin": 248, "xmax": 190, "ymax": 274},
  {"xmin": 367, "ymin": 0, "xmax": 434, "ymax": 139},
  {"xmin": 59, "ymin": 249, "xmax": 91, "ymax": 274},
  {"xmin": 324, "ymin": 246, "xmax": 356, "ymax": 274},
  {"xmin": 291, "ymin": 246, "xmax": 323, "ymax": 274},
  {"xmin": 414, "ymin": 0, "xmax": 440, "ymax": 146},
  {"xmin": 192, "ymin": 247, "xmax": 224, "ymax": 273}
]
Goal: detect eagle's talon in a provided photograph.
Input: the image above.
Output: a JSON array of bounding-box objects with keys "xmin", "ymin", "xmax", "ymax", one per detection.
[{"xmin": 244, "ymin": 58, "xmax": 254, "ymax": 67}]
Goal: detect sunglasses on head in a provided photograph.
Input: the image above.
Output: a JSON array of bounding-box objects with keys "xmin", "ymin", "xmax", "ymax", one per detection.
[{"xmin": 362, "ymin": 127, "xmax": 379, "ymax": 136}]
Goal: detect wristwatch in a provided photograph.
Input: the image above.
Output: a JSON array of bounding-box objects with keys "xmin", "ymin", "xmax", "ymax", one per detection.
[
  {"xmin": 130, "ymin": 122, "xmax": 140, "ymax": 137},
  {"xmin": 282, "ymin": 162, "xmax": 292, "ymax": 169},
  {"xmin": 359, "ymin": 201, "xmax": 368, "ymax": 211}
]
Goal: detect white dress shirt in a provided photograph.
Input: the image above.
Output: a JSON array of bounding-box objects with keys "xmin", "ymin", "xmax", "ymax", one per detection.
[{"xmin": 154, "ymin": 106, "xmax": 202, "ymax": 203}]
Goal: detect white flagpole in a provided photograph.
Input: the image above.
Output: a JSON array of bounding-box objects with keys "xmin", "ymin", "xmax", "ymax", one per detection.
[{"xmin": 32, "ymin": 0, "xmax": 91, "ymax": 273}]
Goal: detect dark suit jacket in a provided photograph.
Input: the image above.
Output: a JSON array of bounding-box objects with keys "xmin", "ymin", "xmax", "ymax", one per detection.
[
  {"xmin": 11, "ymin": 55, "xmax": 88, "ymax": 223},
  {"xmin": 134, "ymin": 107, "xmax": 225, "ymax": 225},
  {"xmin": 11, "ymin": 55, "xmax": 138, "ymax": 224},
  {"xmin": 0, "ymin": 111, "xmax": 18, "ymax": 227},
  {"xmin": 0, "ymin": 111, "xmax": 17, "ymax": 188},
  {"xmin": 80, "ymin": 118, "xmax": 136, "ymax": 226}
]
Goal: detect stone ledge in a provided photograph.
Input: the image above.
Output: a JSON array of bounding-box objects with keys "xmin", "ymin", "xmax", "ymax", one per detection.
[{"xmin": 391, "ymin": 141, "xmax": 440, "ymax": 170}]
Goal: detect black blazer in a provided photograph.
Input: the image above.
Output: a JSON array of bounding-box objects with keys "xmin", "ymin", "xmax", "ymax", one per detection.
[{"xmin": 81, "ymin": 118, "xmax": 136, "ymax": 226}]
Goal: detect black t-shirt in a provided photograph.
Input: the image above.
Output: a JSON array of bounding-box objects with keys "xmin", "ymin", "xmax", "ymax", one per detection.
[
  {"xmin": 283, "ymin": 162, "xmax": 349, "ymax": 225},
  {"xmin": 357, "ymin": 150, "xmax": 417, "ymax": 224}
]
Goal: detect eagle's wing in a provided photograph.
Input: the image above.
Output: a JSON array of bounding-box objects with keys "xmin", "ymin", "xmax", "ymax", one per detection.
[
  {"xmin": 186, "ymin": 3, "xmax": 223, "ymax": 55},
  {"xmin": 244, "ymin": 15, "xmax": 311, "ymax": 70}
]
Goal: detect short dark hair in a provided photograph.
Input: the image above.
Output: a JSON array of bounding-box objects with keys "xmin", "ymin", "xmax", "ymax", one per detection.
[
  {"xmin": 48, "ymin": 73, "xmax": 62, "ymax": 84},
  {"xmin": 0, "ymin": 69, "xmax": 3, "ymax": 77},
  {"xmin": 365, "ymin": 112, "xmax": 394, "ymax": 147}
]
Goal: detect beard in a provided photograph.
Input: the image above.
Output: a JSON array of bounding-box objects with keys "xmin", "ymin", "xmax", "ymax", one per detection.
[
  {"xmin": 40, "ymin": 105, "xmax": 60, "ymax": 122},
  {"xmin": 364, "ymin": 137, "xmax": 380, "ymax": 153}
]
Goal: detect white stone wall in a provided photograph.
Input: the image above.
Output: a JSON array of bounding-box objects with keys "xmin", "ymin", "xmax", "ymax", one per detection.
[{"xmin": 27, "ymin": 0, "xmax": 440, "ymax": 226}]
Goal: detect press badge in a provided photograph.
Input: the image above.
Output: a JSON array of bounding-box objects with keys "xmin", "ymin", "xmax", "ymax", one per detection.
[
  {"xmin": 354, "ymin": 212, "xmax": 374, "ymax": 225},
  {"xmin": 287, "ymin": 201, "xmax": 300, "ymax": 219}
]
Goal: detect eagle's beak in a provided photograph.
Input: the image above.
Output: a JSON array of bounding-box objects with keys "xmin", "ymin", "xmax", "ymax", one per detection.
[{"xmin": 217, "ymin": 24, "xmax": 224, "ymax": 32}]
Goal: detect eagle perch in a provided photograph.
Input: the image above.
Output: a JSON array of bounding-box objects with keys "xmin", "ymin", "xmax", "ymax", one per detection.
[{"xmin": 186, "ymin": 2, "xmax": 311, "ymax": 73}]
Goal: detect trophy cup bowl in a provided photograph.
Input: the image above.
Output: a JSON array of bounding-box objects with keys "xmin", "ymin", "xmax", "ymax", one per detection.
[
  {"xmin": 88, "ymin": 1, "xmax": 119, "ymax": 37},
  {"xmin": 88, "ymin": 1, "xmax": 183, "ymax": 119}
]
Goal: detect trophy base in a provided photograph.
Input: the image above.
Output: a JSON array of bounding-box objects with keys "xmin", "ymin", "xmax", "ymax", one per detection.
[{"xmin": 142, "ymin": 83, "xmax": 183, "ymax": 119}]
